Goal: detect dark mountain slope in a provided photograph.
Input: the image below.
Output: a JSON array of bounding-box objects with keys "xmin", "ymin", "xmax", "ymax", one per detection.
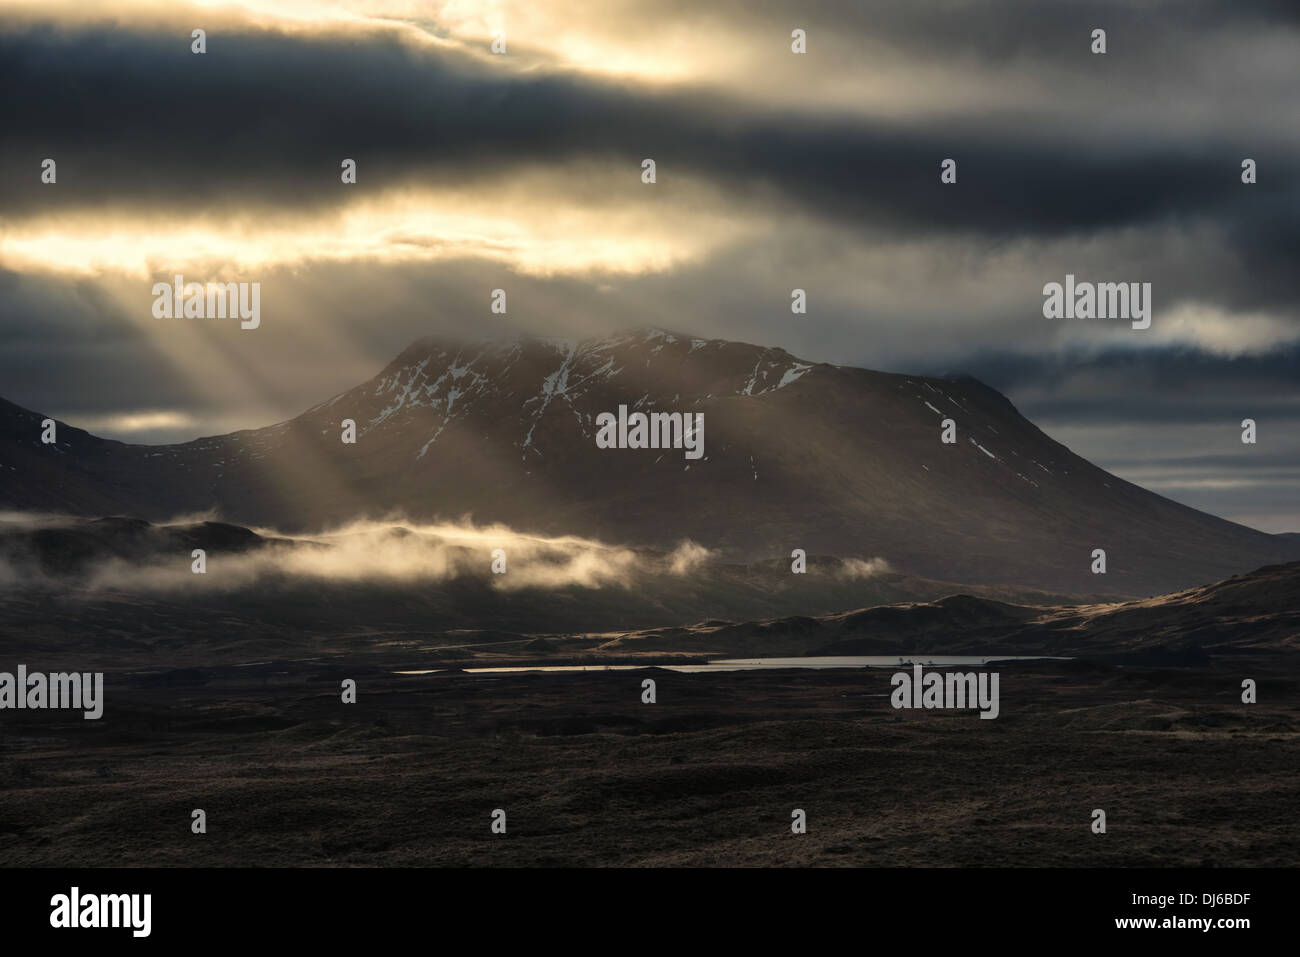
[{"xmin": 3, "ymin": 329, "xmax": 1296, "ymax": 595}]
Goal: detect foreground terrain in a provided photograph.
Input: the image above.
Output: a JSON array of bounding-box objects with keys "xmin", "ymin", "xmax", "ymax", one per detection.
[
  {"xmin": 1, "ymin": 655, "xmax": 1294, "ymax": 867},
  {"xmin": 2, "ymin": 525, "xmax": 1295, "ymax": 867}
]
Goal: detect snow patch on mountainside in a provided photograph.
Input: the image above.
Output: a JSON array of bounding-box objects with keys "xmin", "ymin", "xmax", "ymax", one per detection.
[{"xmin": 521, "ymin": 341, "xmax": 577, "ymax": 456}]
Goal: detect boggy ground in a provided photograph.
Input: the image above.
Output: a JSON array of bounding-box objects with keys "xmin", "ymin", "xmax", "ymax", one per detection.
[{"xmin": 0, "ymin": 657, "xmax": 1295, "ymax": 867}]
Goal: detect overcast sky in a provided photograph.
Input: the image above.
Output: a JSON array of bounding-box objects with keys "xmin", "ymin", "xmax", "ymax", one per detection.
[{"xmin": 1, "ymin": 0, "xmax": 1297, "ymax": 531}]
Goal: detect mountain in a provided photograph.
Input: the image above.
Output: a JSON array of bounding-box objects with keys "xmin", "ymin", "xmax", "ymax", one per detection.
[
  {"xmin": 639, "ymin": 559, "xmax": 1300, "ymax": 661},
  {"xmin": 0, "ymin": 515, "xmax": 274, "ymax": 579},
  {"xmin": 2, "ymin": 328, "xmax": 1297, "ymax": 596}
]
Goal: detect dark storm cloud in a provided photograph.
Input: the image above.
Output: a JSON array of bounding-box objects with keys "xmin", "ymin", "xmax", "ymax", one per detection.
[
  {"xmin": 919, "ymin": 345, "xmax": 1300, "ymax": 426},
  {"xmin": 0, "ymin": 270, "xmax": 209, "ymax": 425},
  {"xmin": 760, "ymin": 0, "xmax": 1300, "ymax": 57},
  {"xmin": 2, "ymin": 6, "xmax": 1298, "ymax": 308}
]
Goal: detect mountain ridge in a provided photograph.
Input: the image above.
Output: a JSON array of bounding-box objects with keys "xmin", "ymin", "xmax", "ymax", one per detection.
[{"xmin": 2, "ymin": 328, "xmax": 1296, "ymax": 596}]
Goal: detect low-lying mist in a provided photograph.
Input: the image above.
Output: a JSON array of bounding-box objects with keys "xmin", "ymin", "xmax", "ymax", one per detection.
[{"xmin": 0, "ymin": 513, "xmax": 894, "ymax": 596}]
